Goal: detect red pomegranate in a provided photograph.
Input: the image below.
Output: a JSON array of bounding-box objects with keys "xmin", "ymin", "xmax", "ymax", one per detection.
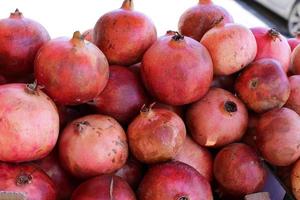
[
  {"xmin": 82, "ymin": 28, "xmax": 93, "ymax": 43},
  {"xmin": 35, "ymin": 149, "xmax": 77, "ymax": 200},
  {"xmin": 186, "ymin": 88, "xmax": 248, "ymax": 148},
  {"xmin": 291, "ymin": 159, "xmax": 300, "ymax": 199},
  {"xmin": 128, "ymin": 105, "xmax": 186, "ymax": 164},
  {"xmin": 291, "ymin": 43, "xmax": 300, "ymax": 75},
  {"xmin": 256, "ymin": 107, "xmax": 300, "ymax": 166},
  {"xmin": 214, "ymin": 143, "xmax": 266, "ymax": 198},
  {"xmin": 93, "ymin": 65, "xmax": 148, "ymax": 125},
  {"xmin": 178, "ymin": 0, "xmax": 233, "ymax": 41},
  {"xmin": 0, "ymin": 162, "xmax": 57, "ymax": 200},
  {"xmin": 35, "ymin": 31, "xmax": 109, "ymax": 105},
  {"xmin": 0, "ymin": 83, "xmax": 59, "ymax": 162},
  {"xmin": 138, "ymin": 161, "xmax": 213, "ymax": 200},
  {"xmin": 142, "ymin": 31, "xmax": 213, "ymax": 105},
  {"xmin": 235, "ymin": 58, "xmax": 290, "ymax": 113},
  {"xmin": 71, "ymin": 175, "xmax": 136, "ymax": 200},
  {"xmin": 288, "ymin": 32, "xmax": 300, "ymax": 51},
  {"xmin": 286, "ymin": 75, "xmax": 300, "ymax": 115},
  {"xmin": 59, "ymin": 114, "xmax": 128, "ymax": 179},
  {"xmin": 251, "ymin": 27, "xmax": 291, "ymax": 72},
  {"xmin": 174, "ymin": 136, "xmax": 213, "ymax": 182},
  {"xmin": 153, "ymin": 102, "xmax": 184, "ymax": 118},
  {"xmin": 115, "ymin": 156, "xmax": 144, "ymax": 189},
  {"xmin": 0, "ymin": 9, "xmax": 50, "ymax": 77},
  {"xmin": 201, "ymin": 22, "xmax": 257, "ymax": 75},
  {"xmin": 94, "ymin": 0, "xmax": 157, "ymax": 66}
]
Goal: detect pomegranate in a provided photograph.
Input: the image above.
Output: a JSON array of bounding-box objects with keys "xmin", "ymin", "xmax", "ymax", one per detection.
[
  {"xmin": 251, "ymin": 27, "xmax": 291, "ymax": 72},
  {"xmin": 0, "ymin": 162, "xmax": 57, "ymax": 200},
  {"xmin": 71, "ymin": 175, "xmax": 136, "ymax": 200},
  {"xmin": 291, "ymin": 43, "xmax": 300, "ymax": 75},
  {"xmin": 128, "ymin": 105, "xmax": 186, "ymax": 164},
  {"xmin": 291, "ymin": 159, "xmax": 300, "ymax": 199},
  {"xmin": 235, "ymin": 58, "xmax": 290, "ymax": 113},
  {"xmin": 35, "ymin": 31, "xmax": 109, "ymax": 105},
  {"xmin": 142, "ymin": 31, "xmax": 213, "ymax": 105},
  {"xmin": 174, "ymin": 136, "xmax": 213, "ymax": 182},
  {"xmin": 214, "ymin": 143, "xmax": 266, "ymax": 198},
  {"xmin": 0, "ymin": 9, "xmax": 50, "ymax": 77},
  {"xmin": 178, "ymin": 0, "xmax": 233, "ymax": 41},
  {"xmin": 59, "ymin": 114, "xmax": 128, "ymax": 179},
  {"xmin": 286, "ymin": 75, "xmax": 300, "ymax": 115},
  {"xmin": 256, "ymin": 107, "xmax": 300, "ymax": 166},
  {"xmin": 93, "ymin": 65, "xmax": 148, "ymax": 124},
  {"xmin": 138, "ymin": 161, "xmax": 213, "ymax": 200},
  {"xmin": 115, "ymin": 156, "xmax": 144, "ymax": 189},
  {"xmin": 201, "ymin": 21, "xmax": 257, "ymax": 75},
  {"xmin": 35, "ymin": 149, "xmax": 77, "ymax": 200},
  {"xmin": 153, "ymin": 102, "xmax": 184, "ymax": 118},
  {"xmin": 186, "ymin": 88, "xmax": 248, "ymax": 148},
  {"xmin": 94, "ymin": 0, "xmax": 157, "ymax": 66},
  {"xmin": 0, "ymin": 83, "xmax": 59, "ymax": 162},
  {"xmin": 288, "ymin": 32, "xmax": 300, "ymax": 52},
  {"xmin": 82, "ymin": 28, "xmax": 93, "ymax": 43}
]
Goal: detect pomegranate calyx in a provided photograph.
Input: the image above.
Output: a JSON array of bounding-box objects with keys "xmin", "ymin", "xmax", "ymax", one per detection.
[
  {"xmin": 121, "ymin": 0, "xmax": 134, "ymax": 10},
  {"xmin": 140, "ymin": 102, "xmax": 156, "ymax": 114},
  {"xmin": 178, "ymin": 196, "xmax": 190, "ymax": 200},
  {"xmin": 10, "ymin": 9, "xmax": 23, "ymax": 18},
  {"xmin": 199, "ymin": 0, "xmax": 212, "ymax": 4},
  {"xmin": 172, "ymin": 32, "xmax": 184, "ymax": 41},
  {"xmin": 268, "ymin": 28, "xmax": 282, "ymax": 42},
  {"xmin": 71, "ymin": 31, "xmax": 85, "ymax": 47},
  {"xmin": 224, "ymin": 101, "xmax": 237, "ymax": 113},
  {"xmin": 74, "ymin": 121, "xmax": 91, "ymax": 134},
  {"xmin": 16, "ymin": 173, "xmax": 32, "ymax": 186},
  {"xmin": 25, "ymin": 80, "xmax": 39, "ymax": 95}
]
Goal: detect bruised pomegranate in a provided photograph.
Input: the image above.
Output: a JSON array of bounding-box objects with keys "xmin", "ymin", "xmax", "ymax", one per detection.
[
  {"xmin": 71, "ymin": 175, "xmax": 136, "ymax": 200},
  {"xmin": 286, "ymin": 75, "xmax": 300, "ymax": 115},
  {"xmin": 0, "ymin": 9, "xmax": 50, "ymax": 77},
  {"xmin": 288, "ymin": 32, "xmax": 300, "ymax": 51},
  {"xmin": 59, "ymin": 114, "xmax": 128, "ymax": 179},
  {"xmin": 115, "ymin": 156, "xmax": 144, "ymax": 189},
  {"xmin": 0, "ymin": 162, "xmax": 56, "ymax": 200},
  {"xmin": 35, "ymin": 31, "xmax": 109, "ymax": 105},
  {"xmin": 178, "ymin": 0, "xmax": 233, "ymax": 41},
  {"xmin": 128, "ymin": 105, "xmax": 186, "ymax": 164},
  {"xmin": 214, "ymin": 143, "xmax": 266, "ymax": 198},
  {"xmin": 187, "ymin": 88, "xmax": 248, "ymax": 148},
  {"xmin": 138, "ymin": 161, "xmax": 213, "ymax": 200},
  {"xmin": 93, "ymin": 65, "xmax": 148, "ymax": 124},
  {"xmin": 94, "ymin": 0, "xmax": 157, "ymax": 66},
  {"xmin": 251, "ymin": 27, "xmax": 291, "ymax": 72},
  {"xmin": 291, "ymin": 159, "xmax": 300, "ymax": 199},
  {"xmin": 0, "ymin": 83, "xmax": 59, "ymax": 162},
  {"xmin": 174, "ymin": 136, "xmax": 213, "ymax": 182},
  {"xmin": 142, "ymin": 31, "xmax": 213, "ymax": 105},
  {"xmin": 35, "ymin": 149, "xmax": 77, "ymax": 200},
  {"xmin": 235, "ymin": 58, "xmax": 290, "ymax": 113},
  {"xmin": 256, "ymin": 107, "xmax": 300, "ymax": 166},
  {"xmin": 82, "ymin": 28, "xmax": 93, "ymax": 43}
]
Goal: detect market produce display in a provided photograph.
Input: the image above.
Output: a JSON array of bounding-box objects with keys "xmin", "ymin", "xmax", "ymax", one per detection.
[{"xmin": 0, "ymin": 0, "xmax": 300, "ymax": 199}]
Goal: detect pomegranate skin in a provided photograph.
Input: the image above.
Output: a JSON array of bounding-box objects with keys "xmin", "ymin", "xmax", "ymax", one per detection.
[
  {"xmin": 71, "ymin": 175, "xmax": 136, "ymax": 200},
  {"xmin": 59, "ymin": 114, "xmax": 128, "ymax": 179},
  {"xmin": 291, "ymin": 43, "xmax": 300, "ymax": 75},
  {"xmin": 0, "ymin": 83, "xmax": 59, "ymax": 162},
  {"xmin": 82, "ymin": 28, "xmax": 93, "ymax": 43},
  {"xmin": 256, "ymin": 108, "xmax": 300, "ymax": 166},
  {"xmin": 174, "ymin": 136, "xmax": 213, "ymax": 182},
  {"xmin": 94, "ymin": 0, "xmax": 157, "ymax": 66},
  {"xmin": 288, "ymin": 35, "xmax": 300, "ymax": 52},
  {"xmin": 138, "ymin": 161, "xmax": 213, "ymax": 200},
  {"xmin": 0, "ymin": 9, "xmax": 50, "ymax": 77},
  {"xmin": 286, "ymin": 75, "xmax": 300, "ymax": 115},
  {"xmin": 291, "ymin": 159, "xmax": 300, "ymax": 199},
  {"xmin": 153, "ymin": 102, "xmax": 184, "ymax": 118},
  {"xmin": 214, "ymin": 143, "xmax": 266, "ymax": 198},
  {"xmin": 142, "ymin": 32, "xmax": 213, "ymax": 105},
  {"xmin": 0, "ymin": 162, "xmax": 57, "ymax": 200},
  {"xmin": 201, "ymin": 23, "xmax": 257, "ymax": 75},
  {"xmin": 186, "ymin": 88, "xmax": 248, "ymax": 148},
  {"xmin": 128, "ymin": 108, "xmax": 186, "ymax": 164},
  {"xmin": 178, "ymin": 0, "xmax": 233, "ymax": 41},
  {"xmin": 93, "ymin": 65, "xmax": 149, "ymax": 125},
  {"xmin": 235, "ymin": 58, "xmax": 290, "ymax": 113},
  {"xmin": 35, "ymin": 31, "xmax": 109, "ymax": 105},
  {"xmin": 35, "ymin": 149, "xmax": 77, "ymax": 200},
  {"xmin": 251, "ymin": 27, "xmax": 291, "ymax": 72}
]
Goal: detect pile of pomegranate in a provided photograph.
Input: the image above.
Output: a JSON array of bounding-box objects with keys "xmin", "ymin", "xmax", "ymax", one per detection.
[{"xmin": 1, "ymin": 0, "xmax": 300, "ymax": 199}]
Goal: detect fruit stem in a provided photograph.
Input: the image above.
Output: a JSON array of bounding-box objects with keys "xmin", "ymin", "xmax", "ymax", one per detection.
[
  {"xmin": 224, "ymin": 101, "xmax": 237, "ymax": 113},
  {"xmin": 10, "ymin": 8, "xmax": 23, "ymax": 18},
  {"xmin": 71, "ymin": 31, "xmax": 85, "ymax": 47},
  {"xmin": 74, "ymin": 121, "xmax": 91, "ymax": 134},
  {"xmin": 25, "ymin": 80, "xmax": 39, "ymax": 95},
  {"xmin": 171, "ymin": 32, "xmax": 184, "ymax": 41},
  {"xmin": 140, "ymin": 102, "xmax": 156, "ymax": 116},
  {"xmin": 121, "ymin": 0, "xmax": 134, "ymax": 10},
  {"xmin": 199, "ymin": 0, "xmax": 212, "ymax": 4},
  {"xmin": 268, "ymin": 28, "xmax": 282, "ymax": 42},
  {"xmin": 16, "ymin": 173, "xmax": 32, "ymax": 186}
]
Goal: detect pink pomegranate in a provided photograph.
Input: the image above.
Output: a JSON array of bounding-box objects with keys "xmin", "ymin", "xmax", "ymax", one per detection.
[
  {"xmin": 286, "ymin": 75, "xmax": 300, "ymax": 115},
  {"xmin": 59, "ymin": 114, "xmax": 128, "ymax": 179},
  {"xmin": 0, "ymin": 83, "xmax": 59, "ymax": 162},
  {"xmin": 82, "ymin": 28, "xmax": 93, "ymax": 43},
  {"xmin": 186, "ymin": 88, "xmax": 248, "ymax": 148},
  {"xmin": 288, "ymin": 32, "xmax": 300, "ymax": 51},
  {"xmin": 35, "ymin": 31, "xmax": 109, "ymax": 105}
]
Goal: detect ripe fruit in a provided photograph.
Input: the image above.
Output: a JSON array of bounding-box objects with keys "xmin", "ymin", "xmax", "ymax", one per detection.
[{"xmin": 286, "ymin": 75, "xmax": 300, "ymax": 115}]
